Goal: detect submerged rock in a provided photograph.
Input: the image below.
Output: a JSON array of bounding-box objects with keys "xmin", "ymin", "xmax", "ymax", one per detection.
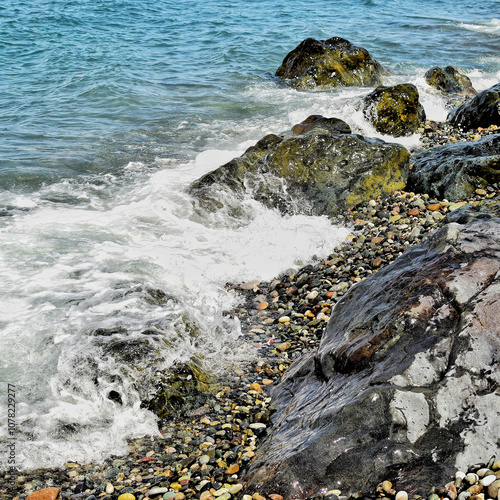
[
  {"xmin": 407, "ymin": 133, "xmax": 500, "ymax": 200},
  {"xmin": 244, "ymin": 201, "xmax": 500, "ymax": 498},
  {"xmin": 363, "ymin": 83, "xmax": 426, "ymax": 137},
  {"xmin": 275, "ymin": 37, "xmax": 385, "ymax": 89},
  {"xmin": 189, "ymin": 130, "xmax": 409, "ymax": 217},
  {"xmin": 425, "ymin": 66, "xmax": 477, "ymax": 96},
  {"xmin": 448, "ymin": 83, "xmax": 500, "ymax": 130}
]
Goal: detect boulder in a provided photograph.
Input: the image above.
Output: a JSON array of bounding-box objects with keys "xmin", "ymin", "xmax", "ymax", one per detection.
[
  {"xmin": 363, "ymin": 83, "xmax": 426, "ymax": 137},
  {"xmin": 275, "ymin": 37, "xmax": 385, "ymax": 89},
  {"xmin": 244, "ymin": 201, "xmax": 500, "ymax": 498},
  {"xmin": 291, "ymin": 115, "xmax": 351, "ymax": 136},
  {"xmin": 425, "ymin": 66, "xmax": 476, "ymax": 96},
  {"xmin": 189, "ymin": 130, "xmax": 409, "ymax": 217},
  {"xmin": 448, "ymin": 83, "xmax": 500, "ymax": 130},
  {"xmin": 407, "ymin": 133, "xmax": 500, "ymax": 200}
]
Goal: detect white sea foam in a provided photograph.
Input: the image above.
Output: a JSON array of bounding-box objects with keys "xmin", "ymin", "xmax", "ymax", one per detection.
[
  {"xmin": 460, "ymin": 18, "xmax": 500, "ymax": 34},
  {"xmin": 0, "ymin": 148, "xmax": 350, "ymax": 470}
]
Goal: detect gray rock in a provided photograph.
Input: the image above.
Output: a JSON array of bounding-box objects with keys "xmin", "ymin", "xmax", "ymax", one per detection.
[
  {"xmin": 406, "ymin": 133, "xmax": 500, "ymax": 200},
  {"xmin": 244, "ymin": 201, "xmax": 500, "ymax": 498},
  {"xmin": 448, "ymin": 83, "xmax": 500, "ymax": 130}
]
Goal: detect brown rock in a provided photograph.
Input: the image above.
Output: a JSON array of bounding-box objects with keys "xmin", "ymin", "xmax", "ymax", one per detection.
[
  {"xmin": 427, "ymin": 203, "xmax": 440, "ymax": 211},
  {"xmin": 226, "ymin": 463, "xmax": 240, "ymax": 474},
  {"xmin": 27, "ymin": 489, "xmax": 60, "ymax": 500},
  {"xmin": 372, "ymin": 257, "xmax": 383, "ymax": 267},
  {"xmin": 257, "ymin": 302, "xmax": 269, "ymax": 310},
  {"xmin": 408, "ymin": 208, "xmax": 420, "ymax": 216}
]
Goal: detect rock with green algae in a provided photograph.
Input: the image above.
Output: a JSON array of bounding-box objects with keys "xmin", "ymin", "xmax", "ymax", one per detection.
[
  {"xmin": 407, "ymin": 133, "xmax": 500, "ymax": 200},
  {"xmin": 425, "ymin": 66, "xmax": 476, "ymax": 96},
  {"xmin": 363, "ymin": 83, "xmax": 426, "ymax": 137},
  {"xmin": 189, "ymin": 129, "xmax": 409, "ymax": 217},
  {"xmin": 291, "ymin": 114, "xmax": 351, "ymax": 136},
  {"xmin": 275, "ymin": 37, "xmax": 386, "ymax": 89}
]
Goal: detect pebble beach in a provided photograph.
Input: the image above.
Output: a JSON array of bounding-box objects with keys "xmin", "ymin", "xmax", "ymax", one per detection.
[{"xmin": 2, "ymin": 120, "xmax": 499, "ymax": 500}]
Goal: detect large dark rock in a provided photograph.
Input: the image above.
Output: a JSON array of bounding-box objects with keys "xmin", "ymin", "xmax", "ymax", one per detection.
[
  {"xmin": 425, "ymin": 66, "xmax": 476, "ymax": 96},
  {"xmin": 363, "ymin": 84, "xmax": 426, "ymax": 137},
  {"xmin": 407, "ymin": 133, "xmax": 500, "ymax": 200},
  {"xmin": 244, "ymin": 201, "xmax": 500, "ymax": 498},
  {"xmin": 448, "ymin": 83, "xmax": 500, "ymax": 130},
  {"xmin": 189, "ymin": 129, "xmax": 409, "ymax": 217},
  {"xmin": 275, "ymin": 37, "xmax": 385, "ymax": 89}
]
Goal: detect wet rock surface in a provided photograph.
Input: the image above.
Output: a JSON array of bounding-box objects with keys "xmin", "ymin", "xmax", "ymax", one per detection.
[
  {"xmin": 407, "ymin": 133, "xmax": 500, "ymax": 200},
  {"xmin": 244, "ymin": 200, "xmax": 500, "ymax": 498},
  {"xmin": 363, "ymin": 84, "xmax": 426, "ymax": 137},
  {"xmin": 275, "ymin": 37, "xmax": 385, "ymax": 89},
  {"xmin": 425, "ymin": 66, "xmax": 476, "ymax": 96},
  {"xmin": 190, "ymin": 129, "xmax": 409, "ymax": 217},
  {"xmin": 447, "ymin": 83, "xmax": 500, "ymax": 131}
]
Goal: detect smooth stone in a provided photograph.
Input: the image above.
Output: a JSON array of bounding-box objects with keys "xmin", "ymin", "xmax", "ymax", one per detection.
[
  {"xmin": 457, "ymin": 492, "xmax": 471, "ymax": 500},
  {"xmin": 487, "ymin": 480, "xmax": 500, "ymax": 498},
  {"xmin": 249, "ymin": 422, "xmax": 267, "ymax": 429},
  {"xmin": 200, "ymin": 492, "xmax": 213, "ymax": 500},
  {"xmin": 26, "ymin": 489, "xmax": 60, "ymax": 500},
  {"xmin": 395, "ymin": 491, "xmax": 408, "ymax": 500},
  {"xmin": 226, "ymin": 463, "xmax": 239, "ymax": 474},
  {"xmin": 268, "ymin": 495, "xmax": 284, "ymax": 500},
  {"xmin": 229, "ymin": 484, "xmax": 243, "ymax": 495},
  {"xmin": 149, "ymin": 487, "xmax": 169, "ymax": 495},
  {"xmin": 480, "ymin": 475, "xmax": 497, "ymax": 487},
  {"xmin": 174, "ymin": 493, "xmax": 185, "ymax": 500},
  {"xmin": 218, "ymin": 494, "xmax": 232, "ymax": 500},
  {"xmin": 240, "ymin": 280, "xmax": 260, "ymax": 290},
  {"xmin": 466, "ymin": 473, "xmax": 479, "ymax": 485},
  {"xmin": 199, "ymin": 455, "xmax": 210, "ymax": 465},
  {"xmin": 118, "ymin": 495, "xmax": 136, "ymax": 500},
  {"xmin": 163, "ymin": 494, "xmax": 177, "ymax": 500},
  {"xmin": 106, "ymin": 483, "xmax": 115, "ymax": 494}
]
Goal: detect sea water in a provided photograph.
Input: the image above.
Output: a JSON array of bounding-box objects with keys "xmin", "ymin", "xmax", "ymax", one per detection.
[{"xmin": 0, "ymin": 0, "xmax": 499, "ymax": 471}]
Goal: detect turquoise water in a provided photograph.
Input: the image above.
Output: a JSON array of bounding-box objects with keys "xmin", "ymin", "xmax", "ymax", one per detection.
[{"xmin": 0, "ymin": 0, "xmax": 499, "ymax": 471}]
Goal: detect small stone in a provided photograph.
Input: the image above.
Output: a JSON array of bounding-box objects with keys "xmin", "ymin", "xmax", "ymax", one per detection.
[
  {"xmin": 306, "ymin": 290, "xmax": 319, "ymax": 300},
  {"xmin": 475, "ymin": 188, "xmax": 487, "ymax": 195},
  {"xmin": 229, "ymin": 484, "xmax": 243, "ymax": 495},
  {"xmin": 467, "ymin": 484, "xmax": 483, "ymax": 496},
  {"xmin": 200, "ymin": 492, "xmax": 213, "ymax": 500},
  {"xmin": 214, "ymin": 488, "xmax": 229, "ymax": 497},
  {"xmin": 408, "ymin": 208, "xmax": 420, "ymax": 216},
  {"xmin": 487, "ymin": 480, "xmax": 500, "ymax": 499},
  {"xmin": 269, "ymin": 495, "xmax": 284, "ymax": 500},
  {"xmin": 250, "ymin": 382, "xmax": 261, "ymax": 391},
  {"xmin": 218, "ymin": 494, "xmax": 232, "ymax": 500},
  {"xmin": 164, "ymin": 494, "xmax": 177, "ymax": 500},
  {"xmin": 226, "ymin": 463, "xmax": 240, "ymax": 474},
  {"xmin": 457, "ymin": 492, "xmax": 471, "ymax": 500},
  {"xmin": 466, "ymin": 473, "xmax": 479, "ymax": 485},
  {"xmin": 106, "ymin": 483, "xmax": 115, "ymax": 494},
  {"xmin": 249, "ymin": 422, "xmax": 267, "ymax": 429},
  {"xmin": 257, "ymin": 302, "xmax": 269, "ymax": 310},
  {"xmin": 381, "ymin": 481, "xmax": 393, "ymax": 493},
  {"xmin": 427, "ymin": 203, "xmax": 440, "ymax": 211},
  {"xmin": 149, "ymin": 487, "xmax": 169, "ymax": 496},
  {"xmin": 118, "ymin": 494, "xmax": 136, "ymax": 500},
  {"xmin": 262, "ymin": 379, "xmax": 273, "ymax": 385},
  {"xmin": 492, "ymin": 460, "xmax": 500, "ymax": 470},
  {"xmin": 174, "ymin": 493, "xmax": 185, "ymax": 500},
  {"xmin": 371, "ymin": 236, "xmax": 385, "ymax": 244},
  {"xmin": 252, "ymin": 494, "xmax": 266, "ymax": 500},
  {"xmin": 199, "ymin": 455, "xmax": 210, "ymax": 465},
  {"xmin": 243, "ymin": 496, "xmax": 253, "ymax": 500},
  {"xmin": 26, "ymin": 489, "xmax": 60, "ymax": 500},
  {"xmin": 395, "ymin": 491, "xmax": 408, "ymax": 500},
  {"xmin": 372, "ymin": 257, "xmax": 383, "ymax": 267},
  {"xmin": 240, "ymin": 280, "xmax": 260, "ymax": 290},
  {"xmin": 480, "ymin": 475, "xmax": 497, "ymax": 487},
  {"xmin": 276, "ymin": 341, "xmax": 291, "ymax": 351},
  {"xmin": 278, "ymin": 316, "xmax": 290, "ymax": 323}
]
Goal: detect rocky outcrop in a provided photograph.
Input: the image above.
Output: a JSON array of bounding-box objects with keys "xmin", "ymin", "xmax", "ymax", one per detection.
[
  {"xmin": 275, "ymin": 37, "xmax": 385, "ymax": 89},
  {"xmin": 363, "ymin": 84, "xmax": 426, "ymax": 137},
  {"xmin": 448, "ymin": 83, "xmax": 500, "ymax": 130},
  {"xmin": 425, "ymin": 66, "xmax": 476, "ymax": 96},
  {"xmin": 189, "ymin": 129, "xmax": 409, "ymax": 217},
  {"xmin": 244, "ymin": 201, "xmax": 500, "ymax": 498},
  {"xmin": 291, "ymin": 115, "xmax": 351, "ymax": 136},
  {"xmin": 407, "ymin": 133, "xmax": 500, "ymax": 200}
]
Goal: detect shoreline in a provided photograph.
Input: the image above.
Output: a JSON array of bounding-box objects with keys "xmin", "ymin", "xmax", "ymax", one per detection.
[{"xmin": 2, "ymin": 122, "xmax": 499, "ymax": 500}]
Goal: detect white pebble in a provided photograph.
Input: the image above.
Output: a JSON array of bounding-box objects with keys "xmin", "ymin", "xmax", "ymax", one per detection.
[
  {"xmin": 466, "ymin": 473, "xmax": 479, "ymax": 484},
  {"xmin": 395, "ymin": 491, "xmax": 408, "ymax": 500},
  {"xmin": 480, "ymin": 475, "xmax": 497, "ymax": 487},
  {"xmin": 456, "ymin": 471, "xmax": 466, "ymax": 480}
]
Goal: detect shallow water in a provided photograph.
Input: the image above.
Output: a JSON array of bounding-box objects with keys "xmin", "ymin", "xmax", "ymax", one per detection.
[{"xmin": 0, "ymin": 0, "xmax": 499, "ymax": 471}]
